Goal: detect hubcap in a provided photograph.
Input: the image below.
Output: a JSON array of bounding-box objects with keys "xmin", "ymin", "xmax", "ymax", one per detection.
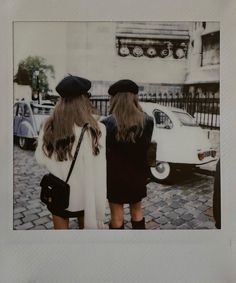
[
  {"xmin": 19, "ymin": 137, "xmax": 25, "ymax": 148},
  {"xmin": 150, "ymin": 161, "xmax": 171, "ymax": 180},
  {"xmin": 156, "ymin": 163, "xmax": 167, "ymax": 174}
]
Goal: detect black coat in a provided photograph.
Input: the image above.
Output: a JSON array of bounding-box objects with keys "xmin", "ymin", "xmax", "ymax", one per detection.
[{"xmin": 102, "ymin": 113, "xmax": 154, "ymax": 204}]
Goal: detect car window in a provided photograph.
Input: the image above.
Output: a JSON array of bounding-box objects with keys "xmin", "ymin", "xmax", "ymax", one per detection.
[
  {"xmin": 17, "ymin": 105, "xmax": 23, "ymax": 116},
  {"xmin": 172, "ymin": 111, "xmax": 197, "ymax": 126},
  {"xmin": 153, "ymin": 110, "xmax": 173, "ymax": 129},
  {"xmin": 23, "ymin": 104, "xmax": 31, "ymax": 117}
]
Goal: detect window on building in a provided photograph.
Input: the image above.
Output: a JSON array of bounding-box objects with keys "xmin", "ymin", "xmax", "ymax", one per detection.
[{"xmin": 201, "ymin": 31, "xmax": 220, "ymax": 66}]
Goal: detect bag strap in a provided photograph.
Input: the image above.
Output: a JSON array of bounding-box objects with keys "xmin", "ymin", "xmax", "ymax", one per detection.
[{"xmin": 65, "ymin": 123, "xmax": 88, "ymax": 183}]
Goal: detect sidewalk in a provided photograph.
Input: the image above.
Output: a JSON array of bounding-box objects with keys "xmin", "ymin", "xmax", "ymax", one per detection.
[{"xmin": 13, "ymin": 145, "xmax": 216, "ymax": 230}]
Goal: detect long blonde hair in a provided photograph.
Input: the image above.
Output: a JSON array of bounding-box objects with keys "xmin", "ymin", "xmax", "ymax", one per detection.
[
  {"xmin": 42, "ymin": 95, "xmax": 101, "ymax": 161},
  {"xmin": 109, "ymin": 92, "xmax": 144, "ymax": 142}
]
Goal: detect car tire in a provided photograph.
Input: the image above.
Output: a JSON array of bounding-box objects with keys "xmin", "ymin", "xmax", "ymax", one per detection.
[
  {"xmin": 150, "ymin": 161, "xmax": 175, "ymax": 183},
  {"xmin": 18, "ymin": 137, "xmax": 29, "ymax": 150}
]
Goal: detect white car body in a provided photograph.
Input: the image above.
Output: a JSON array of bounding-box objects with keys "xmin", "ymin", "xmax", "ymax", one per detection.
[{"xmin": 140, "ymin": 102, "xmax": 217, "ymax": 181}]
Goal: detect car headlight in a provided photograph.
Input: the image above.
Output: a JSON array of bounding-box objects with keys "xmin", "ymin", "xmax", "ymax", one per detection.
[
  {"xmin": 198, "ymin": 152, "xmax": 205, "ymax": 161},
  {"xmin": 198, "ymin": 150, "xmax": 217, "ymax": 161}
]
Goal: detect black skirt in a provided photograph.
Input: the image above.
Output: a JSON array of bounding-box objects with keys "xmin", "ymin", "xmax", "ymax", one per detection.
[{"xmin": 106, "ymin": 143, "xmax": 149, "ymax": 203}]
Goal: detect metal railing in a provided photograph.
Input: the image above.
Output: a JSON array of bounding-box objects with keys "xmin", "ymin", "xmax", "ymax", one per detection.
[
  {"xmin": 90, "ymin": 93, "xmax": 220, "ymax": 130},
  {"xmin": 91, "ymin": 97, "xmax": 110, "ymax": 117}
]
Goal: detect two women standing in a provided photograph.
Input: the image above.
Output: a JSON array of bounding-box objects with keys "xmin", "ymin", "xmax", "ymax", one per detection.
[{"xmin": 36, "ymin": 75, "xmax": 153, "ymax": 229}]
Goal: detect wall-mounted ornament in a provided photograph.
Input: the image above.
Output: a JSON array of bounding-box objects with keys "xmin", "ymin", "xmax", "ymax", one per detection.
[
  {"xmin": 116, "ymin": 37, "xmax": 189, "ymax": 59},
  {"xmin": 119, "ymin": 46, "xmax": 130, "ymax": 56},
  {"xmin": 173, "ymin": 48, "xmax": 185, "ymax": 59},
  {"xmin": 146, "ymin": 47, "xmax": 157, "ymax": 58},
  {"xmin": 158, "ymin": 47, "xmax": 169, "ymax": 58},
  {"xmin": 132, "ymin": 46, "xmax": 144, "ymax": 57}
]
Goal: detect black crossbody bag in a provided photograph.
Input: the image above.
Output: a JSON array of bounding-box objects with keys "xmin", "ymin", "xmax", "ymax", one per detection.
[{"xmin": 40, "ymin": 124, "xmax": 88, "ymax": 210}]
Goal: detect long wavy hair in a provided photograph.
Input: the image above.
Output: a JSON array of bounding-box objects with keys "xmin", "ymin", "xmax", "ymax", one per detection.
[
  {"xmin": 109, "ymin": 92, "xmax": 144, "ymax": 142},
  {"xmin": 42, "ymin": 95, "xmax": 101, "ymax": 161}
]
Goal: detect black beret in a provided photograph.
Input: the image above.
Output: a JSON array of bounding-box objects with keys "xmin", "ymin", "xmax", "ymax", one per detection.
[
  {"xmin": 108, "ymin": 79, "xmax": 139, "ymax": 96},
  {"xmin": 56, "ymin": 75, "xmax": 91, "ymax": 98}
]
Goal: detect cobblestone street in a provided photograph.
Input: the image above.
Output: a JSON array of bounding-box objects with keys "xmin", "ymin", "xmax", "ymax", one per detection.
[{"xmin": 13, "ymin": 145, "xmax": 216, "ymax": 230}]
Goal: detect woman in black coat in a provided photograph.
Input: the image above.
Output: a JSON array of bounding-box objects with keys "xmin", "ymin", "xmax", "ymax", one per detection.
[{"xmin": 102, "ymin": 80, "xmax": 154, "ymax": 229}]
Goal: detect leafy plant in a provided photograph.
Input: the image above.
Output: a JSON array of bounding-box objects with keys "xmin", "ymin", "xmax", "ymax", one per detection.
[{"xmin": 14, "ymin": 56, "xmax": 55, "ymax": 93}]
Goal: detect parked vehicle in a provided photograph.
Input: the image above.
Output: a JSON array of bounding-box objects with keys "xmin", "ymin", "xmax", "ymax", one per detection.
[
  {"xmin": 13, "ymin": 101, "xmax": 54, "ymax": 149},
  {"xmin": 40, "ymin": 100, "xmax": 55, "ymax": 106},
  {"xmin": 140, "ymin": 102, "xmax": 217, "ymax": 182}
]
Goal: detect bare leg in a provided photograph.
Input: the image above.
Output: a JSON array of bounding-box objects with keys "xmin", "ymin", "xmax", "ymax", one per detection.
[
  {"xmin": 129, "ymin": 201, "xmax": 143, "ymax": 221},
  {"xmin": 52, "ymin": 215, "xmax": 69, "ymax": 229},
  {"xmin": 109, "ymin": 202, "xmax": 124, "ymax": 228},
  {"xmin": 130, "ymin": 201, "xmax": 145, "ymax": 229}
]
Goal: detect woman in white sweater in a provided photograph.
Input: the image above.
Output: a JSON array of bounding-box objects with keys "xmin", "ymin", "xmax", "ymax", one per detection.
[{"xmin": 35, "ymin": 75, "xmax": 107, "ymax": 229}]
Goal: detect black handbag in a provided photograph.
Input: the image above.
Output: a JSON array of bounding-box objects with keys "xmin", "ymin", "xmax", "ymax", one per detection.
[
  {"xmin": 40, "ymin": 124, "xmax": 88, "ymax": 210},
  {"xmin": 147, "ymin": 141, "xmax": 157, "ymax": 167}
]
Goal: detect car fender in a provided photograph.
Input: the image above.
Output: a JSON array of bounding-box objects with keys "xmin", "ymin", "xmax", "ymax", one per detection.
[
  {"xmin": 17, "ymin": 121, "xmax": 37, "ymax": 138},
  {"xmin": 152, "ymin": 128, "xmax": 184, "ymax": 163},
  {"xmin": 152, "ymin": 126, "xmax": 214, "ymax": 165}
]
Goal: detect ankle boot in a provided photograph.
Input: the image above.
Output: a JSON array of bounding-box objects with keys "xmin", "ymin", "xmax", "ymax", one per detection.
[
  {"xmin": 131, "ymin": 217, "xmax": 145, "ymax": 229},
  {"xmin": 109, "ymin": 222, "xmax": 124, "ymax": 229}
]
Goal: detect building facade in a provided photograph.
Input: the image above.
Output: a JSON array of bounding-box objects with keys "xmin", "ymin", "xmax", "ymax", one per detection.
[
  {"xmin": 65, "ymin": 21, "xmax": 191, "ymax": 97},
  {"xmin": 184, "ymin": 22, "xmax": 220, "ymax": 98},
  {"xmin": 14, "ymin": 21, "xmax": 219, "ymax": 100}
]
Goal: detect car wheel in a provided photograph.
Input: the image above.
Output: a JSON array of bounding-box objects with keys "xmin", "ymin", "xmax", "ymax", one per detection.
[
  {"xmin": 150, "ymin": 161, "xmax": 175, "ymax": 183},
  {"xmin": 18, "ymin": 137, "xmax": 29, "ymax": 150}
]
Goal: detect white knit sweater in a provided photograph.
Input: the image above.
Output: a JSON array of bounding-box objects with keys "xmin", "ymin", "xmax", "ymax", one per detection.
[{"xmin": 35, "ymin": 122, "xmax": 107, "ymax": 229}]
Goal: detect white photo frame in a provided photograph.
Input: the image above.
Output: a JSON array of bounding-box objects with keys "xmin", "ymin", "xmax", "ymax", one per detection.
[{"xmin": 0, "ymin": 0, "xmax": 235, "ymax": 282}]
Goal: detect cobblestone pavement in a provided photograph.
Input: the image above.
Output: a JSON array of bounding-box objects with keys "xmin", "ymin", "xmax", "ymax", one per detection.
[{"xmin": 13, "ymin": 145, "xmax": 216, "ymax": 230}]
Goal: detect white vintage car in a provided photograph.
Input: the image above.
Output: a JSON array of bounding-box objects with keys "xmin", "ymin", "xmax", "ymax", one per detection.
[{"xmin": 140, "ymin": 102, "xmax": 217, "ymax": 182}]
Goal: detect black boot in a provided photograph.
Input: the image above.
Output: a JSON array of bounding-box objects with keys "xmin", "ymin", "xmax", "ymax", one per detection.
[
  {"xmin": 131, "ymin": 217, "xmax": 145, "ymax": 229},
  {"xmin": 109, "ymin": 222, "xmax": 124, "ymax": 229}
]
